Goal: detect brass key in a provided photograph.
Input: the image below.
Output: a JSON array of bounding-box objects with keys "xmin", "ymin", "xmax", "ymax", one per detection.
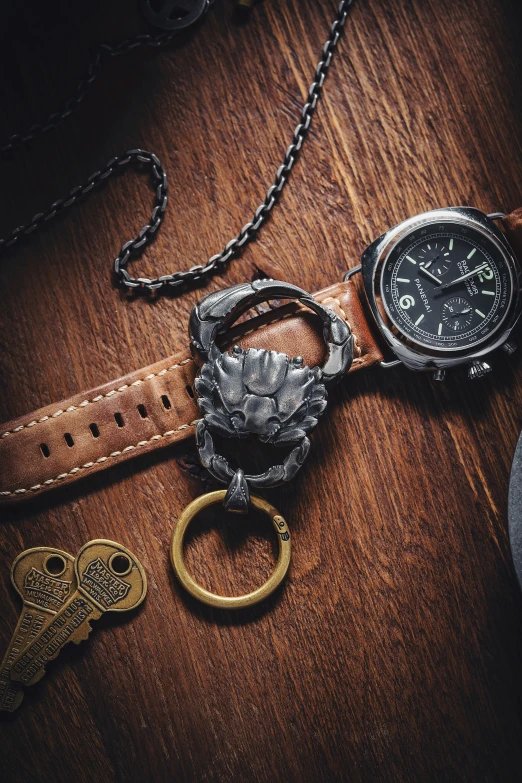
[
  {"xmin": 11, "ymin": 540, "xmax": 147, "ymax": 687},
  {"xmin": 0, "ymin": 547, "xmax": 76, "ymax": 712}
]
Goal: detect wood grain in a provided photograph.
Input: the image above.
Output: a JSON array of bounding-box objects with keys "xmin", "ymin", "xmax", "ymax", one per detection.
[{"xmin": 1, "ymin": 0, "xmax": 522, "ymax": 780}]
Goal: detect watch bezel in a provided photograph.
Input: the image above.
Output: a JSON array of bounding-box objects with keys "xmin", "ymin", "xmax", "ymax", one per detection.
[{"xmin": 361, "ymin": 207, "xmax": 522, "ymax": 372}]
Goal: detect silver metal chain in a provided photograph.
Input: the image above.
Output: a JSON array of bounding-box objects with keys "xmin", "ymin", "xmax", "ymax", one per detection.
[{"xmin": 0, "ymin": 0, "xmax": 353, "ymax": 293}]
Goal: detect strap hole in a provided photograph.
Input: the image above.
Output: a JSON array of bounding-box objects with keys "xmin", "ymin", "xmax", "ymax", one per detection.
[
  {"xmin": 40, "ymin": 443, "xmax": 50, "ymax": 458},
  {"xmin": 64, "ymin": 433, "xmax": 74, "ymax": 447},
  {"xmin": 114, "ymin": 412, "xmax": 125, "ymax": 428},
  {"xmin": 186, "ymin": 384, "xmax": 195, "ymax": 399},
  {"xmin": 161, "ymin": 394, "xmax": 172, "ymax": 410},
  {"xmin": 89, "ymin": 423, "xmax": 100, "ymax": 438},
  {"xmin": 137, "ymin": 403, "xmax": 148, "ymax": 418}
]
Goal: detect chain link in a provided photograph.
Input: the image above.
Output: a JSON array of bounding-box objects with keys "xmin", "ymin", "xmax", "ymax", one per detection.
[{"xmin": 0, "ymin": 0, "xmax": 353, "ymax": 293}]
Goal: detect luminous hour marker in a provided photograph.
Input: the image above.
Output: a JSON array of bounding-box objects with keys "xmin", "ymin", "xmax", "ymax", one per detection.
[
  {"xmin": 415, "ymin": 314, "xmax": 424, "ymax": 326},
  {"xmin": 427, "ymin": 244, "xmax": 431, "ymax": 249},
  {"xmin": 438, "ymin": 323, "xmax": 442, "ymax": 335},
  {"xmin": 449, "ymin": 239, "xmax": 454, "ymax": 250},
  {"xmin": 475, "ymin": 309, "xmax": 486, "ymax": 318},
  {"xmin": 444, "ymin": 252, "xmax": 450, "ymax": 256},
  {"xmin": 482, "ymin": 290, "xmax": 495, "ymax": 296},
  {"xmin": 467, "ymin": 248, "xmax": 477, "ymax": 259},
  {"xmin": 406, "ymin": 256, "xmax": 417, "ymax": 264},
  {"xmin": 397, "ymin": 277, "xmax": 410, "ymax": 283}
]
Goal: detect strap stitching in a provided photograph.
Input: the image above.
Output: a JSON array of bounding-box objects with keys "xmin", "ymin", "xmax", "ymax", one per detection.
[
  {"xmin": 0, "ymin": 291, "xmax": 361, "ymax": 497},
  {"xmin": 0, "ymin": 291, "xmax": 359, "ymax": 444},
  {"xmin": 0, "ymin": 358, "xmax": 194, "ymax": 439},
  {"xmin": 0, "ymin": 421, "xmax": 200, "ymax": 497},
  {"xmin": 0, "ymin": 301, "xmax": 351, "ymax": 440}
]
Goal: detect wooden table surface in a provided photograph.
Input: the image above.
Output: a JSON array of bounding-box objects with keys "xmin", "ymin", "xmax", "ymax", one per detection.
[{"xmin": 1, "ymin": 0, "xmax": 522, "ymax": 780}]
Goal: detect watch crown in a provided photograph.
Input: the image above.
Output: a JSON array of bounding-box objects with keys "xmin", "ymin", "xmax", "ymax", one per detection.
[
  {"xmin": 468, "ymin": 359, "xmax": 492, "ymax": 381},
  {"xmin": 433, "ymin": 369, "xmax": 446, "ymax": 382},
  {"xmin": 502, "ymin": 340, "xmax": 518, "ymax": 356}
]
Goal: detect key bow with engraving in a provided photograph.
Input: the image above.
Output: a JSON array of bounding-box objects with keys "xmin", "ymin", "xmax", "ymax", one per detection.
[{"xmin": 10, "ymin": 540, "xmax": 147, "ymax": 688}]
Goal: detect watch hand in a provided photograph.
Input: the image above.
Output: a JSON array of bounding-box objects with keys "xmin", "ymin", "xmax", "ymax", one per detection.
[
  {"xmin": 441, "ymin": 263, "xmax": 488, "ymax": 289},
  {"xmin": 418, "ymin": 265, "xmax": 442, "ymax": 286},
  {"xmin": 451, "ymin": 308, "xmax": 471, "ymax": 318}
]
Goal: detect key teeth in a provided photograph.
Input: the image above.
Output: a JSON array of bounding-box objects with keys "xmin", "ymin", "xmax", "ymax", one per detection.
[
  {"xmin": 28, "ymin": 667, "xmax": 47, "ymax": 686},
  {"xmin": 72, "ymin": 621, "xmax": 93, "ymax": 644}
]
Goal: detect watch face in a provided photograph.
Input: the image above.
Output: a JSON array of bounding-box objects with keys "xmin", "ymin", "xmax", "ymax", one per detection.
[{"xmin": 380, "ymin": 220, "xmax": 514, "ymax": 351}]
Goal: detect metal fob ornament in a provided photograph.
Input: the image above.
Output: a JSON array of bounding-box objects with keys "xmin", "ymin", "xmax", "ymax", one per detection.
[
  {"xmin": 170, "ymin": 279, "xmax": 354, "ymax": 609},
  {"xmin": 140, "ymin": 0, "xmax": 210, "ymax": 31}
]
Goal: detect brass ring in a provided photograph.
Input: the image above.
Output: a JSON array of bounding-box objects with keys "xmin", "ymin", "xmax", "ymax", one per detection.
[{"xmin": 171, "ymin": 490, "xmax": 291, "ymax": 609}]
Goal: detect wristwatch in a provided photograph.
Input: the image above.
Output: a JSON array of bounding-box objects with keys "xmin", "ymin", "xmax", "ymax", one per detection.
[
  {"xmin": 354, "ymin": 206, "xmax": 522, "ymax": 380},
  {"xmin": 1, "ymin": 206, "xmax": 521, "ymax": 504}
]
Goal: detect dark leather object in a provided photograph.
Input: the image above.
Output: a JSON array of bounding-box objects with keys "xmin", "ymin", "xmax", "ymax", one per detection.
[
  {"xmin": 508, "ymin": 429, "xmax": 522, "ymax": 591},
  {"xmin": 502, "ymin": 207, "xmax": 522, "ymax": 260}
]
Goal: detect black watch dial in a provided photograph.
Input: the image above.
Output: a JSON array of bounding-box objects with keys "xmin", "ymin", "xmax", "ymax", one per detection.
[{"xmin": 380, "ymin": 221, "xmax": 513, "ymax": 350}]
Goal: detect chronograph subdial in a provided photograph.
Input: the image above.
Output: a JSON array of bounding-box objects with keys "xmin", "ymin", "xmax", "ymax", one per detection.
[
  {"xmin": 441, "ymin": 297, "xmax": 473, "ymax": 331},
  {"xmin": 418, "ymin": 242, "xmax": 452, "ymax": 277}
]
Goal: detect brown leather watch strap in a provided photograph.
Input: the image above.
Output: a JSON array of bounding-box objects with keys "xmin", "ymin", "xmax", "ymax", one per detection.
[
  {"xmin": 0, "ymin": 277, "xmax": 383, "ymax": 504},
  {"xmin": 501, "ymin": 207, "xmax": 522, "ymax": 259}
]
